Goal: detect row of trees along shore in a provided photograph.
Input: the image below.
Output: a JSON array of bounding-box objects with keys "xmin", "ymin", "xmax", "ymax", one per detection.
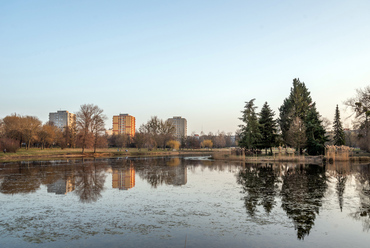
[
  {"xmin": 2, "ymin": 79, "xmax": 369, "ymax": 155},
  {"xmin": 238, "ymin": 78, "xmax": 368, "ymax": 155},
  {"xmin": 0, "ymin": 104, "xmax": 236, "ymax": 153}
]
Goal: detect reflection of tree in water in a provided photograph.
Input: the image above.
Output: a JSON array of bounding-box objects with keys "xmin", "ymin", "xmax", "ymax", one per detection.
[
  {"xmin": 336, "ymin": 169, "xmax": 347, "ymax": 212},
  {"xmin": 353, "ymin": 164, "xmax": 370, "ymax": 231},
  {"xmin": 280, "ymin": 164, "xmax": 327, "ymax": 240},
  {"xmin": 0, "ymin": 164, "xmax": 42, "ymax": 194},
  {"xmin": 0, "ymin": 161, "xmax": 79, "ymax": 195},
  {"xmin": 74, "ymin": 162, "xmax": 106, "ymax": 203},
  {"xmin": 237, "ymin": 163, "xmax": 280, "ymax": 217},
  {"xmin": 135, "ymin": 158, "xmax": 187, "ymax": 187},
  {"xmin": 326, "ymin": 162, "xmax": 350, "ymax": 212}
]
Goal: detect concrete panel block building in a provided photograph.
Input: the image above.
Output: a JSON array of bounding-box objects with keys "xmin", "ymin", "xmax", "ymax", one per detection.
[
  {"xmin": 49, "ymin": 110, "xmax": 76, "ymax": 129},
  {"xmin": 112, "ymin": 114, "xmax": 136, "ymax": 137},
  {"xmin": 167, "ymin": 116, "xmax": 187, "ymax": 139}
]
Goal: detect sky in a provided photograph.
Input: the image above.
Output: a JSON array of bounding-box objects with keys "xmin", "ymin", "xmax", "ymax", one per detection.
[{"xmin": 1, "ymin": 0, "xmax": 370, "ymax": 134}]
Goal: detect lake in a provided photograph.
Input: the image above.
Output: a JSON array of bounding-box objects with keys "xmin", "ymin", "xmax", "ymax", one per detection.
[{"xmin": 0, "ymin": 156, "xmax": 370, "ymax": 247}]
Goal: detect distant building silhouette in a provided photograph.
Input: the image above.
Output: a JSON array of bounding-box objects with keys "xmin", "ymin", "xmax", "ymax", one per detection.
[
  {"xmin": 112, "ymin": 114, "xmax": 136, "ymax": 137},
  {"xmin": 167, "ymin": 116, "xmax": 187, "ymax": 139},
  {"xmin": 49, "ymin": 110, "xmax": 76, "ymax": 129}
]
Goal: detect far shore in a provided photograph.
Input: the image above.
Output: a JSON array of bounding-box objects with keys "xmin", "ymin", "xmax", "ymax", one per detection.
[
  {"xmin": 2, "ymin": 147, "xmax": 370, "ymax": 164},
  {"xmin": 0, "ymin": 147, "xmax": 215, "ymax": 162}
]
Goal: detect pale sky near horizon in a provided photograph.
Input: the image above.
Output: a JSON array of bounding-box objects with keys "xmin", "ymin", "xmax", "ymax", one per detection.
[{"xmin": 1, "ymin": 0, "xmax": 369, "ymax": 134}]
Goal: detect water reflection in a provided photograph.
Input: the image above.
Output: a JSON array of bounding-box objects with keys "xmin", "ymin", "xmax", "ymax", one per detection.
[
  {"xmin": 237, "ymin": 163, "xmax": 280, "ymax": 217},
  {"xmin": 352, "ymin": 164, "xmax": 370, "ymax": 231},
  {"xmin": 1, "ymin": 158, "xmax": 370, "ymax": 247},
  {"xmin": 47, "ymin": 179, "xmax": 75, "ymax": 195},
  {"xmin": 280, "ymin": 164, "xmax": 327, "ymax": 240},
  {"xmin": 135, "ymin": 157, "xmax": 187, "ymax": 187},
  {"xmin": 0, "ymin": 157, "xmax": 189, "ymax": 200},
  {"xmin": 237, "ymin": 163, "xmax": 328, "ymax": 240},
  {"xmin": 0, "ymin": 160, "xmax": 109, "ymax": 203},
  {"xmin": 112, "ymin": 161, "xmax": 135, "ymax": 190},
  {"xmin": 0, "ymin": 165, "xmax": 42, "ymax": 194},
  {"xmin": 74, "ymin": 163, "xmax": 106, "ymax": 203}
]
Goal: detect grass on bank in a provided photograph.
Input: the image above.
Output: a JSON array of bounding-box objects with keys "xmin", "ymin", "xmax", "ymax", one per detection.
[{"xmin": 0, "ymin": 147, "xmax": 213, "ymax": 161}]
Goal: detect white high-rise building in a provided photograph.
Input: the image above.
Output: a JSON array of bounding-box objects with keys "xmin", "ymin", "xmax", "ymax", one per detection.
[
  {"xmin": 167, "ymin": 116, "xmax": 187, "ymax": 139},
  {"xmin": 49, "ymin": 110, "xmax": 76, "ymax": 129}
]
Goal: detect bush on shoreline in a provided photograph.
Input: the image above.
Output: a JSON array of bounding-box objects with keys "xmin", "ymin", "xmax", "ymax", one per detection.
[{"xmin": 0, "ymin": 138, "xmax": 19, "ymax": 153}]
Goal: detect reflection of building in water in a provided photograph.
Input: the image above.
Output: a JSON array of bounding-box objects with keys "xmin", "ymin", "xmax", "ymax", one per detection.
[
  {"xmin": 112, "ymin": 166, "xmax": 135, "ymax": 190},
  {"xmin": 166, "ymin": 158, "xmax": 187, "ymax": 186},
  {"xmin": 170, "ymin": 165, "xmax": 187, "ymax": 186},
  {"xmin": 47, "ymin": 178, "xmax": 75, "ymax": 195},
  {"xmin": 138, "ymin": 159, "xmax": 188, "ymax": 187}
]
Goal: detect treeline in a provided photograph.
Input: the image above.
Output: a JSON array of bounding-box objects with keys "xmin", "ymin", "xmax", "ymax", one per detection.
[
  {"xmin": 0, "ymin": 104, "xmax": 108, "ymax": 153},
  {"xmin": 238, "ymin": 78, "xmax": 359, "ymax": 155},
  {"xmin": 109, "ymin": 116, "xmax": 236, "ymax": 150},
  {"xmin": 0, "ymin": 104, "xmax": 236, "ymax": 153}
]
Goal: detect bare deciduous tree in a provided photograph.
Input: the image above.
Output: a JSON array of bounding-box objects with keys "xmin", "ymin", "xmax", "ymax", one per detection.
[{"xmin": 76, "ymin": 104, "xmax": 106, "ymax": 153}]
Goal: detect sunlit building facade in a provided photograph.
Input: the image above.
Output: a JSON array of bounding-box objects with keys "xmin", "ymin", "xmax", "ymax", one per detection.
[
  {"xmin": 48, "ymin": 110, "xmax": 76, "ymax": 130},
  {"xmin": 112, "ymin": 114, "xmax": 136, "ymax": 137}
]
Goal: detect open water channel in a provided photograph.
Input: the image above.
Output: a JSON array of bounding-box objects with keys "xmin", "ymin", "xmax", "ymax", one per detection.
[{"xmin": 0, "ymin": 156, "xmax": 370, "ymax": 247}]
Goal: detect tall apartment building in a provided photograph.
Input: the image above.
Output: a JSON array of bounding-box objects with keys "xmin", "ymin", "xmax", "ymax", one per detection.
[
  {"xmin": 167, "ymin": 116, "xmax": 187, "ymax": 139},
  {"xmin": 112, "ymin": 114, "xmax": 136, "ymax": 137},
  {"xmin": 49, "ymin": 110, "xmax": 76, "ymax": 129}
]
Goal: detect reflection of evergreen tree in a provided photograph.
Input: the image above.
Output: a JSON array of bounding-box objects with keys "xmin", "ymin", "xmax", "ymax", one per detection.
[
  {"xmin": 353, "ymin": 164, "xmax": 370, "ymax": 231},
  {"xmin": 280, "ymin": 164, "xmax": 327, "ymax": 240},
  {"xmin": 336, "ymin": 175, "xmax": 347, "ymax": 212},
  {"xmin": 237, "ymin": 164, "xmax": 279, "ymax": 217}
]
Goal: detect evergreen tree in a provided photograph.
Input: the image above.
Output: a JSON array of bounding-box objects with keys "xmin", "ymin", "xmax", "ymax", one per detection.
[
  {"xmin": 258, "ymin": 102, "xmax": 277, "ymax": 154},
  {"xmin": 279, "ymin": 78, "xmax": 312, "ymax": 144},
  {"xmin": 286, "ymin": 116, "xmax": 306, "ymax": 153},
  {"xmin": 239, "ymin": 99, "xmax": 261, "ymax": 152},
  {"xmin": 333, "ymin": 104, "xmax": 345, "ymax": 146},
  {"xmin": 305, "ymin": 103, "xmax": 328, "ymax": 155}
]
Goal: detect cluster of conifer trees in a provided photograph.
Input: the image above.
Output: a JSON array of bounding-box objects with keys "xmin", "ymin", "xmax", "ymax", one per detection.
[{"xmin": 238, "ymin": 78, "xmax": 346, "ymax": 155}]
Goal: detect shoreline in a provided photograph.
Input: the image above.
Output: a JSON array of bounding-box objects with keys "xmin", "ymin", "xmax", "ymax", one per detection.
[
  {"xmin": 0, "ymin": 148, "xmax": 213, "ymax": 163},
  {"xmin": 2, "ymin": 148, "xmax": 370, "ymax": 164}
]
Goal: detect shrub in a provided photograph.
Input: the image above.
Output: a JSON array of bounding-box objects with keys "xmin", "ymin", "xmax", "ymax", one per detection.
[
  {"xmin": 166, "ymin": 140, "xmax": 180, "ymax": 150},
  {"xmin": 0, "ymin": 138, "xmax": 19, "ymax": 153}
]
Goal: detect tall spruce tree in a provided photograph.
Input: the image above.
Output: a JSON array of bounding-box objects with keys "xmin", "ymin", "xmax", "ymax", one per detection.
[
  {"xmin": 333, "ymin": 104, "xmax": 345, "ymax": 146},
  {"xmin": 258, "ymin": 102, "xmax": 277, "ymax": 154},
  {"xmin": 279, "ymin": 78, "xmax": 312, "ymax": 143},
  {"xmin": 239, "ymin": 99, "xmax": 261, "ymax": 152},
  {"xmin": 305, "ymin": 103, "xmax": 328, "ymax": 155}
]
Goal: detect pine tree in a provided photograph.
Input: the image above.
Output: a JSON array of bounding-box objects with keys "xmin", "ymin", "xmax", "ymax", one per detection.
[
  {"xmin": 333, "ymin": 104, "xmax": 345, "ymax": 146},
  {"xmin": 239, "ymin": 99, "xmax": 261, "ymax": 152},
  {"xmin": 305, "ymin": 103, "xmax": 328, "ymax": 155},
  {"xmin": 279, "ymin": 78, "xmax": 312, "ymax": 144},
  {"xmin": 286, "ymin": 116, "xmax": 306, "ymax": 153},
  {"xmin": 258, "ymin": 102, "xmax": 277, "ymax": 154}
]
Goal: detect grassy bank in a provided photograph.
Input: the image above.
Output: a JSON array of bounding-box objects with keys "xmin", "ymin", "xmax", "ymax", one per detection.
[
  {"xmin": 211, "ymin": 151, "xmax": 324, "ymax": 163},
  {"xmin": 0, "ymin": 147, "xmax": 212, "ymax": 162},
  {"xmin": 211, "ymin": 149, "xmax": 370, "ymax": 164}
]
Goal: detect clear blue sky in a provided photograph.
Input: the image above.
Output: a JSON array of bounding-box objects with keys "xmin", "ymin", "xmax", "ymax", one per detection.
[{"xmin": 1, "ymin": 0, "xmax": 369, "ymax": 134}]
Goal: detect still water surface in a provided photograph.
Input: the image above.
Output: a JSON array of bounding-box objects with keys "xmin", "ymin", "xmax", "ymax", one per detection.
[{"xmin": 0, "ymin": 157, "xmax": 370, "ymax": 247}]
